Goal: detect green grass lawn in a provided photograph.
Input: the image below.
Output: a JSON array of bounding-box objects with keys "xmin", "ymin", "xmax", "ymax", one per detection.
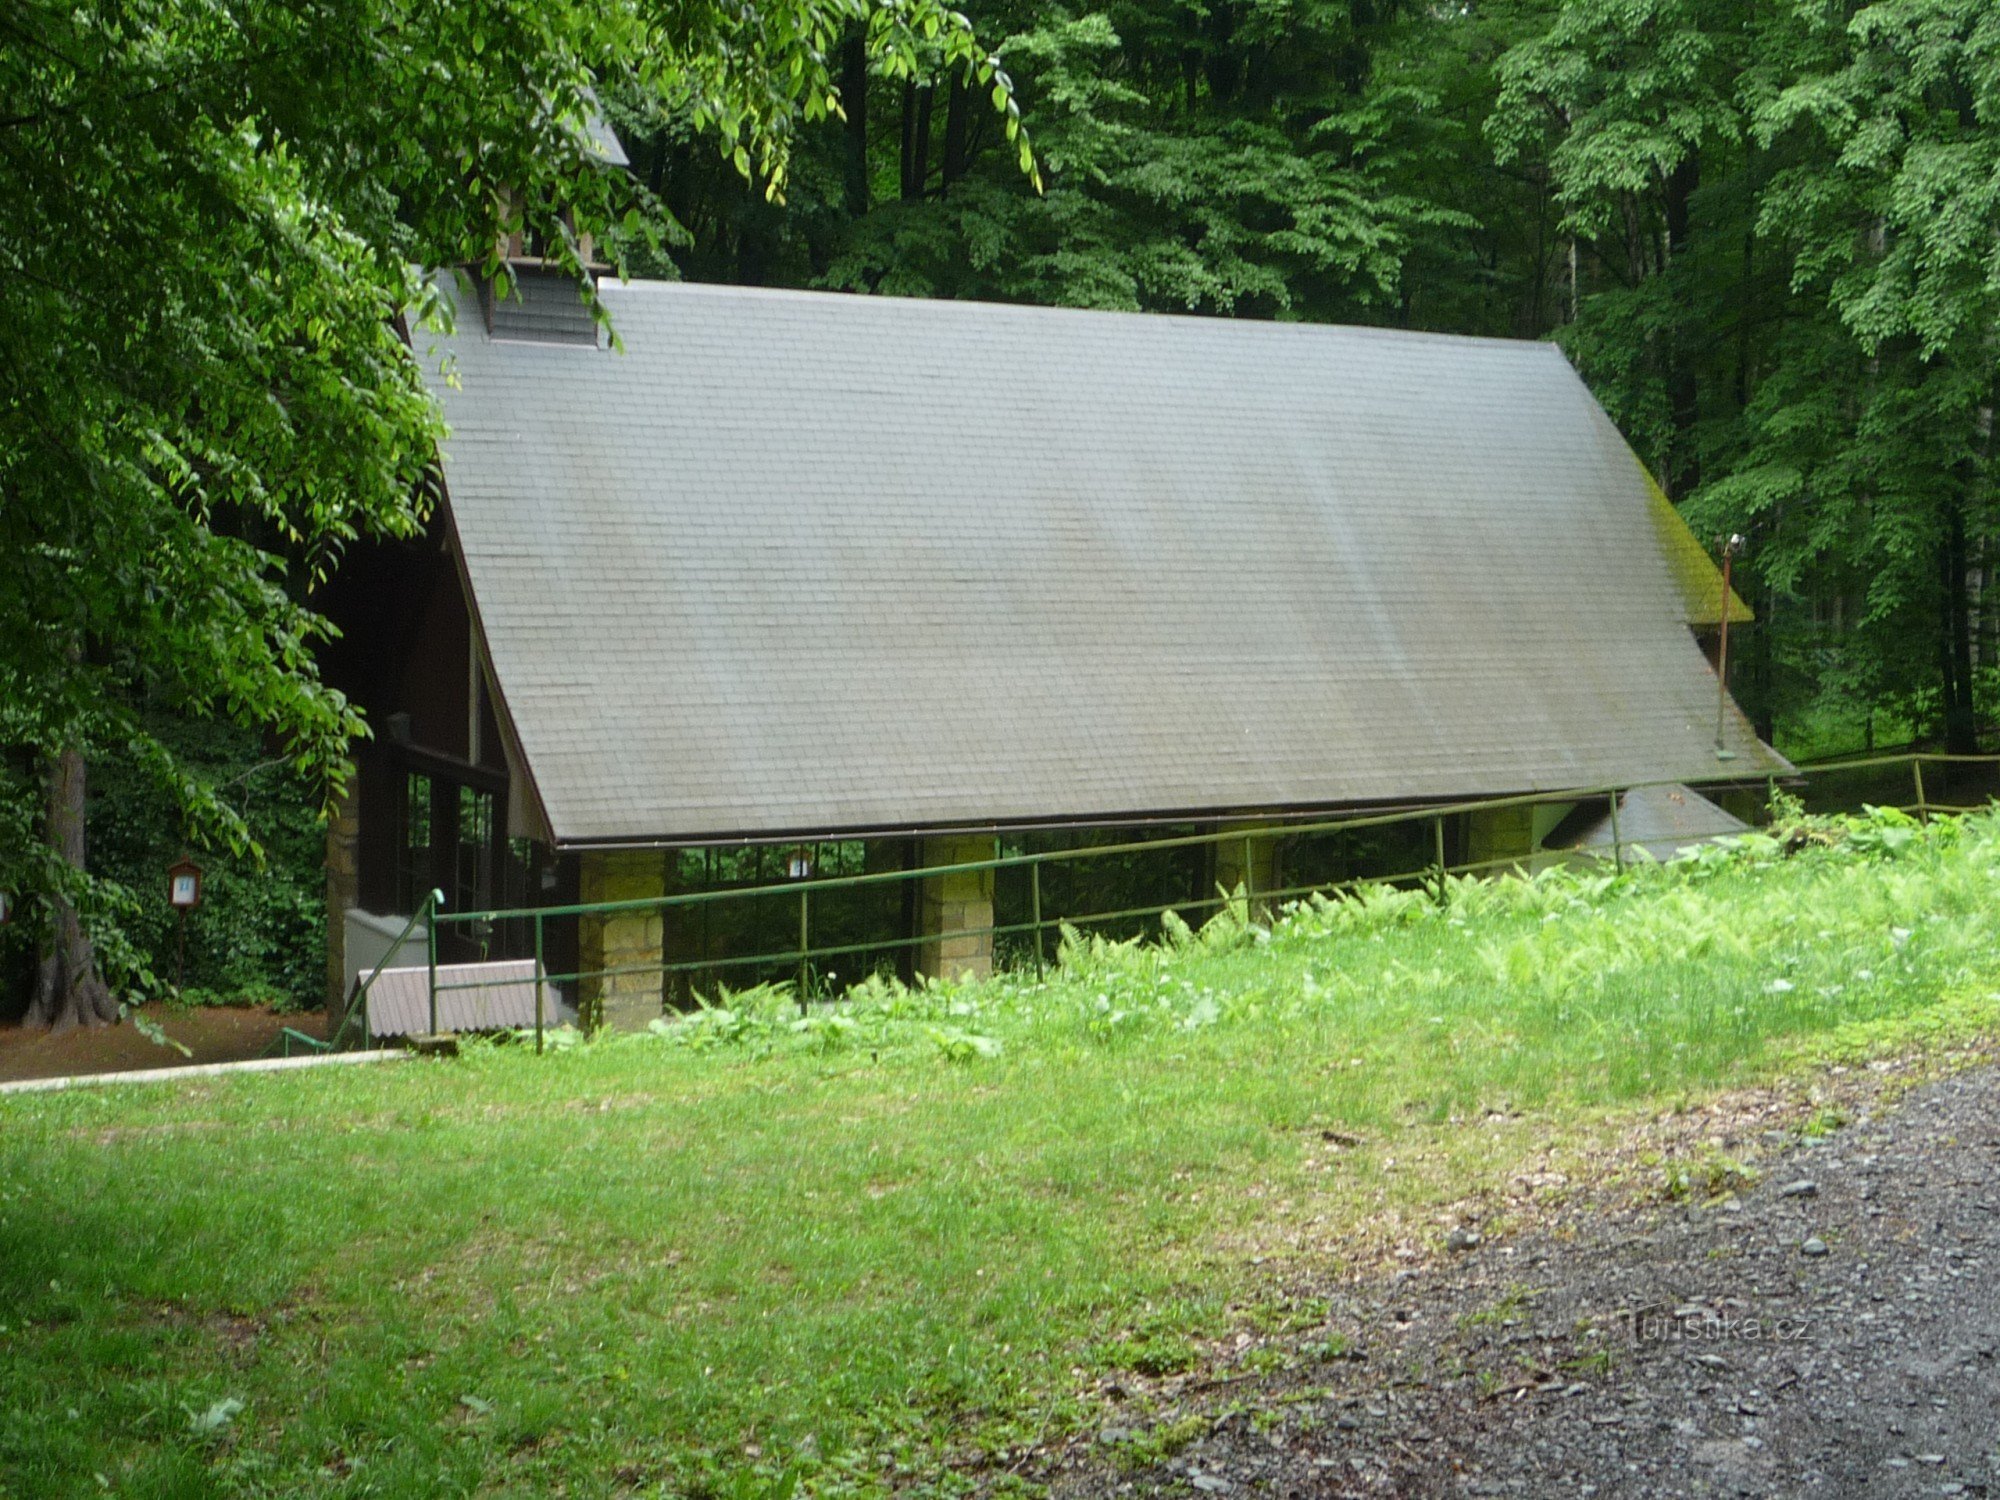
[{"xmin": 3, "ymin": 807, "xmax": 1998, "ymax": 1499}]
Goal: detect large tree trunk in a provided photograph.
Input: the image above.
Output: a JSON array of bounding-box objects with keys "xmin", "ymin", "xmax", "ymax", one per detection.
[
  {"xmin": 900, "ymin": 82, "xmax": 934, "ymax": 201},
  {"xmin": 24, "ymin": 746, "xmax": 119, "ymax": 1034},
  {"xmin": 839, "ymin": 31, "xmax": 869, "ymax": 217},
  {"xmin": 939, "ymin": 77, "xmax": 970, "ymax": 195},
  {"xmin": 1663, "ymin": 152, "xmax": 1701, "ymax": 500}
]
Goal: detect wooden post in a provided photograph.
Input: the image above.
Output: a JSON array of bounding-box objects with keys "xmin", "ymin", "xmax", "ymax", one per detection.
[
  {"xmin": 797, "ymin": 885, "xmax": 810, "ymax": 1014},
  {"xmin": 1432, "ymin": 815, "xmax": 1447, "ymax": 904},
  {"xmin": 1913, "ymin": 758, "xmax": 1928, "ymax": 820},
  {"xmin": 1030, "ymin": 860, "xmax": 1045, "ymax": 979},
  {"xmin": 426, "ymin": 889, "xmax": 440, "ymax": 1036},
  {"xmin": 533, "ymin": 911, "xmax": 545, "ymax": 1056},
  {"xmin": 1608, "ymin": 791, "xmax": 1625, "ymax": 873}
]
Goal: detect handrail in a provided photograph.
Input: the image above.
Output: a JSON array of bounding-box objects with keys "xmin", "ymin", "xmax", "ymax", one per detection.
[
  {"xmin": 437, "ymin": 770, "xmax": 1784, "ymax": 926},
  {"xmin": 269, "ymin": 1026, "xmax": 331, "ymax": 1058},
  {"xmin": 327, "ymin": 889, "xmax": 442, "ymax": 1051},
  {"xmin": 420, "ymin": 752, "xmax": 1998, "ymax": 1029},
  {"xmin": 1792, "ymin": 749, "xmax": 2000, "ymax": 772}
]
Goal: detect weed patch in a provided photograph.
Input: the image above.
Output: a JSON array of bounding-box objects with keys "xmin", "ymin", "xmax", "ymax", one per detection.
[{"xmin": 1, "ymin": 806, "xmax": 1996, "ymax": 1494}]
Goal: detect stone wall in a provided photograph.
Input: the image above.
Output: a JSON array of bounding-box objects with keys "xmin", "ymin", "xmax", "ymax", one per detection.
[
  {"xmin": 1465, "ymin": 803, "xmax": 1539, "ymax": 874},
  {"xmin": 917, "ymin": 834, "xmax": 995, "ymax": 981},
  {"xmin": 578, "ymin": 850, "xmax": 668, "ymax": 1031},
  {"xmin": 324, "ymin": 767, "xmax": 360, "ymax": 1013},
  {"xmin": 1213, "ymin": 826, "xmax": 1282, "ymax": 917}
]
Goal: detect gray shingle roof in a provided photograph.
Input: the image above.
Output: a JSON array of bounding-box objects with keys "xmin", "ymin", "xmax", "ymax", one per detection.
[
  {"xmin": 422, "ymin": 277, "xmax": 1787, "ymax": 845},
  {"xmin": 1559, "ymin": 782, "xmax": 1753, "ymax": 863}
]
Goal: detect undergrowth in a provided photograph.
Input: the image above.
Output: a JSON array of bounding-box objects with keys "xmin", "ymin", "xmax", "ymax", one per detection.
[{"xmin": 0, "ymin": 803, "xmax": 1993, "ymax": 1498}]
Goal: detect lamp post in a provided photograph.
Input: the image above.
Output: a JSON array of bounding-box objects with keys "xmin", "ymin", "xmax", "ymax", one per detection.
[
  {"xmin": 167, "ymin": 857, "xmax": 203, "ymax": 989},
  {"xmin": 788, "ymin": 845, "xmax": 813, "ymax": 1014},
  {"xmin": 1715, "ymin": 534, "xmax": 1745, "ymax": 760}
]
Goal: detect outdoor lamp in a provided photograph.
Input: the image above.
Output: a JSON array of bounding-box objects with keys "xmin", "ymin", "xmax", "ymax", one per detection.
[
  {"xmin": 0, "ymin": 890, "xmax": 12, "ymax": 926},
  {"xmin": 167, "ymin": 857, "xmax": 204, "ymax": 910},
  {"xmin": 1714, "ymin": 534, "xmax": 1748, "ymax": 760}
]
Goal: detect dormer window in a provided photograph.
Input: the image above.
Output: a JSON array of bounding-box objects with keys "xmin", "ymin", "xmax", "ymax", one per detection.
[
  {"xmin": 482, "ymin": 262, "xmax": 601, "ymax": 346},
  {"xmin": 481, "ymin": 191, "xmax": 607, "ymax": 347}
]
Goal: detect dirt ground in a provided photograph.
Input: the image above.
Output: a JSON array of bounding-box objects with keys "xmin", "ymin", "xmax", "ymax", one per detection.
[
  {"xmin": 1039, "ymin": 1058, "xmax": 2000, "ymax": 1499},
  {"xmin": 0, "ymin": 1003, "xmax": 326, "ymax": 1084}
]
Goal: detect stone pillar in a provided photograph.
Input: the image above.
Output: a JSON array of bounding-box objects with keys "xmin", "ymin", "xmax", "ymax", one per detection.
[
  {"xmin": 324, "ymin": 765, "xmax": 360, "ymax": 1015},
  {"xmin": 578, "ymin": 850, "xmax": 668, "ymax": 1031},
  {"xmin": 1212, "ymin": 825, "xmax": 1282, "ymax": 917},
  {"xmin": 916, "ymin": 834, "xmax": 995, "ymax": 983},
  {"xmin": 1465, "ymin": 804, "xmax": 1538, "ymax": 874}
]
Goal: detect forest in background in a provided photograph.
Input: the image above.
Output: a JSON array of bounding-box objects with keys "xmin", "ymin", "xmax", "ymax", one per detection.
[
  {"xmin": 4, "ymin": 0, "xmax": 1997, "ymax": 1019},
  {"xmin": 610, "ymin": 0, "xmax": 2000, "ymax": 761}
]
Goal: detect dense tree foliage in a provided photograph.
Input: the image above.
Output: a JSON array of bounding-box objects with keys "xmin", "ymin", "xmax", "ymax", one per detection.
[
  {"xmin": 629, "ymin": 0, "xmax": 2000, "ymax": 757},
  {"xmin": 5, "ymin": 0, "xmax": 1997, "ymax": 1021},
  {"xmin": 0, "ymin": 0, "xmax": 1027, "ymax": 1026}
]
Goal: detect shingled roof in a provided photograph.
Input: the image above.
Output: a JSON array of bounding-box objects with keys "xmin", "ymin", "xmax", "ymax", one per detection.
[{"xmin": 422, "ymin": 277, "xmax": 1786, "ymax": 846}]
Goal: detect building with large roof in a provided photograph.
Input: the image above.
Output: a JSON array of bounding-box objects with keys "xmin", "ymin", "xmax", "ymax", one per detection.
[{"xmin": 318, "ymin": 268, "xmax": 1785, "ymax": 1026}]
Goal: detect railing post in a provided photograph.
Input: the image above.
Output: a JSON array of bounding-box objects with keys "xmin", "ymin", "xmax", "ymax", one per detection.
[
  {"xmin": 1912, "ymin": 757, "xmax": 1928, "ymax": 819},
  {"xmin": 1241, "ymin": 833, "xmax": 1256, "ymax": 910},
  {"xmin": 1608, "ymin": 791, "xmax": 1625, "ymax": 873},
  {"xmin": 797, "ymin": 885, "xmax": 810, "ymax": 1015},
  {"xmin": 1432, "ymin": 815, "xmax": 1447, "ymax": 904},
  {"xmin": 426, "ymin": 888, "xmax": 441, "ymax": 1036},
  {"xmin": 533, "ymin": 910, "xmax": 545, "ymax": 1056},
  {"xmin": 1030, "ymin": 859, "xmax": 1045, "ymax": 979}
]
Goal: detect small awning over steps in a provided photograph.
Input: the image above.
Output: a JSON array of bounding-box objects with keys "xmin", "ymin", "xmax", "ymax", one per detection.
[{"xmin": 365, "ymin": 960, "xmax": 543, "ymax": 1038}]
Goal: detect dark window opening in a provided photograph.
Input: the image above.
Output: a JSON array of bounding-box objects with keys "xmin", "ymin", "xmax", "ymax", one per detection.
[{"xmin": 396, "ymin": 771, "xmax": 433, "ymax": 913}]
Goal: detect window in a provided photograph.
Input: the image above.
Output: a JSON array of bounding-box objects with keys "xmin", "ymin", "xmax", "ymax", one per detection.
[
  {"xmin": 455, "ymin": 783, "xmax": 496, "ymax": 915},
  {"xmin": 396, "ymin": 772, "xmax": 499, "ymax": 918},
  {"xmin": 397, "ymin": 772, "xmax": 433, "ymax": 912}
]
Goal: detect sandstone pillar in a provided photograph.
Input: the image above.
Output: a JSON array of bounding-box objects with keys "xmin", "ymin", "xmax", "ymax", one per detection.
[
  {"xmin": 1465, "ymin": 803, "xmax": 1538, "ymax": 874},
  {"xmin": 1212, "ymin": 825, "xmax": 1282, "ymax": 917},
  {"xmin": 916, "ymin": 835, "xmax": 995, "ymax": 982},
  {"xmin": 324, "ymin": 765, "xmax": 360, "ymax": 1015},
  {"xmin": 578, "ymin": 850, "xmax": 668, "ymax": 1031}
]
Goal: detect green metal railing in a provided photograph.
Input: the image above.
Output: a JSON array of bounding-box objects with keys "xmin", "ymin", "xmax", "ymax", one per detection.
[
  {"xmin": 304, "ymin": 890, "xmax": 444, "ymax": 1053},
  {"xmin": 423, "ymin": 751, "xmax": 2000, "ymax": 1041}
]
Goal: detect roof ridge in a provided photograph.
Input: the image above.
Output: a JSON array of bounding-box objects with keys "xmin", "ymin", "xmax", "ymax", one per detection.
[{"xmin": 598, "ymin": 277, "xmax": 1569, "ymax": 354}]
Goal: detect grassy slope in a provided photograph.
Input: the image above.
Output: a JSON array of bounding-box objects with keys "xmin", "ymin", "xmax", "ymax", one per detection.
[{"xmin": 3, "ymin": 810, "xmax": 1998, "ymax": 1498}]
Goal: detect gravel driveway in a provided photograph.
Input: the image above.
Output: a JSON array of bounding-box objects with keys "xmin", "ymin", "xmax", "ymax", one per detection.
[{"xmin": 1046, "ymin": 1064, "xmax": 2000, "ymax": 1498}]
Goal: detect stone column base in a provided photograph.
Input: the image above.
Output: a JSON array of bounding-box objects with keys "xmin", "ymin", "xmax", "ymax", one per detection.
[
  {"xmin": 1466, "ymin": 804, "xmax": 1539, "ymax": 875},
  {"xmin": 916, "ymin": 834, "xmax": 995, "ymax": 982},
  {"xmin": 579, "ymin": 850, "xmax": 667, "ymax": 1031},
  {"xmin": 1213, "ymin": 825, "xmax": 1282, "ymax": 918},
  {"xmin": 324, "ymin": 763, "xmax": 360, "ymax": 1014}
]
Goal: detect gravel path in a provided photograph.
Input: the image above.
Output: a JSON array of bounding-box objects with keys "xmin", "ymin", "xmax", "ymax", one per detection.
[{"xmin": 1046, "ymin": 1064, "xmax": 2000, "ymax": 1498}]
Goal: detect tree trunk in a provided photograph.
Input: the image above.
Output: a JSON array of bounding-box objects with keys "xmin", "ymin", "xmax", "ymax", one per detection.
[
  {"xmin": 1940, "ymin": 502, "xmax": 1979, "ymax": 754},
  {"xmin": 900, "ymin": 83, "xmax": 934, "ymax": 201},
  {"xmin": 939, "ymin": 77, "xmax": 970, "ymax": 195},
  {"xmin": 840, "ymin": 32, "xmax": 869, "ymax": 216},
  {"xmin": 1663, "ymin": 152, "xmax": 1701, "ymax": 499},
  {"xmin": 25, "ymin": 746, "xmax": 119, "ymax": 1034}
]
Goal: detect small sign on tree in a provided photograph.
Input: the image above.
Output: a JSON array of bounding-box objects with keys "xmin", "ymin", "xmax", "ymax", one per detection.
[
  {"xmin": 167, "ymin": 858, "xmax": 204, "ymax": 990},
  {"xmin": 167, "ymin": 858, "xmax": 204, "ymax": 911}
]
